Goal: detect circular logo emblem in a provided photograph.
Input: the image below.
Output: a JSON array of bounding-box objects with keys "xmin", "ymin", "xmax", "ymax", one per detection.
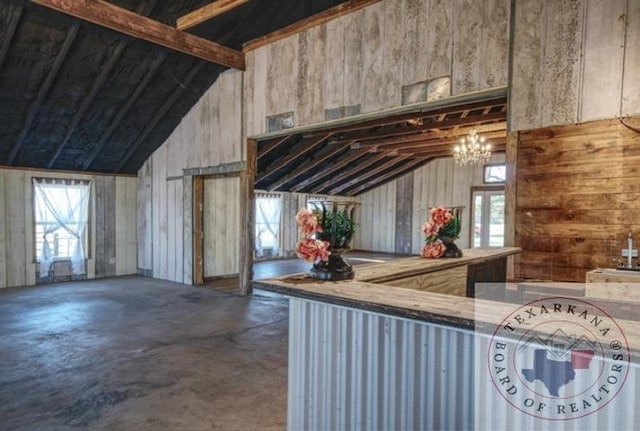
[{"xmin": 488, "ymin": 297, "xmax": 630, "ymax": 420}]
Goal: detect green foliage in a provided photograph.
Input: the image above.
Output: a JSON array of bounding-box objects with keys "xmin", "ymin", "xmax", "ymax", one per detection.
[
  {"xmin": 438, "ymin": 211, "xmax": 461, "ymax": 239},
  {"xmin": 315, "ymin": 209, "xmax": 356, "ymax": 249}
]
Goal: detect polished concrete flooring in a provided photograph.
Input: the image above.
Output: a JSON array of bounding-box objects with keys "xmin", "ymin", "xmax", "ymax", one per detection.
[
  {"xmin": 0, "ymin": 276, "xmax": 289, "ymax": 431},
  {"xmin": 1, "ymin": 252, "xmax": 401, "ymax": 430}
]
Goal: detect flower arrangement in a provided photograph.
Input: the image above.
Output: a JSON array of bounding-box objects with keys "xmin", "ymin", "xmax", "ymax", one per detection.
[
  {"xmin": 421, "ymin": 206, "xmax": 462, "ymax": 259},
  {"xmin": 295, "ymin": 205, "xmax": 357, "ymax": 263},
  {"xmin": 295, "ymin": 208, "xmax": 331, "ymax": 263}
]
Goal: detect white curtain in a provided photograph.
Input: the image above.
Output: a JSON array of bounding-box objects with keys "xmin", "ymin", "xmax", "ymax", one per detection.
[
  {"xmin": 33, "ymin": 178, "xmax": 91, "ymax": 277},
  {"xmin": 256, "ymin": 195, "xmax": 281, "ymax": 257}
]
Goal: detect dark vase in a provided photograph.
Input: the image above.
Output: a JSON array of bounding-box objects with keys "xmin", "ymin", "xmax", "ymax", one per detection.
[
  {"xmin": 310, "ymin": 249, "xmax": 353, "ymax": 281},
  {"xmin": 307, "ymin": 200, "xmax": 360, "ymax": 281},
  {"xmin": 439, "ymin": 236, "xmax": 463, "ymax": 258}
]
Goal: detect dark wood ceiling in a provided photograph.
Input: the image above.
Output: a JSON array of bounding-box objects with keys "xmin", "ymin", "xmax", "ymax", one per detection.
[
  {"xmin": 0, "ymin": 0, "xmax": 353, "ymax": 174},
  {"xmin": 255, "ymin": 94, "xmax": 507, "ymax": 196}
]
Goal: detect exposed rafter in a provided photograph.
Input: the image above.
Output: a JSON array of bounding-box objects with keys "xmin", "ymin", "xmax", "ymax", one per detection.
[
  {"xmin": 256, "ymin": 133, "xmax": 332, "ymax": 183},
  {"xmin": 0, "ymin": 0, "xmax": 24, "ymax": 71},
  {"xmin": 243, "ymin": 0, "xmax": 381, "ymax": 52},
  {"xmin": 82, "ymin": 51, "xmax": 167, "ymax": 171},
  {"xmin": 31, "ymin": 0, "xmax": 245, "ymax": 70},
  {"xmin": 347, "ymin": 158, "xmax": 428, "ymax": 196},
  {"xmin": 177, "ymin": 0, "xmax": 250, "ymax": 30},
  {"xmin": 47, "ymin": 0, "xmax": 159, "ymax": 169},
  {"xmin": 310, "ymin": 152, "xmax": 388, "ymax": 194},
  {"xmin": 257, "ymin": 134, "xmax": 292, "ymax": 161},
  {"xmin": 115, "ymin": 60, "xmax": 206, "ymax": 172},
  {"xmin": 328, "ymin": 155, "xmax": 411, "ymax": 195},
  {"xmin": 267, "ymin": 140, "xmax": 354, "ymax": 191},
  {"xmin": 289, "ymin": 148, "xmax": 369, "ymax": 193},
  {"xmin": 6, "ymin": 21, "xmax": 80, "ymax": 164}
]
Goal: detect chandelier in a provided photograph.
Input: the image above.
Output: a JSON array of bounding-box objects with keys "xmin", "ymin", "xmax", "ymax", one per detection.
[{"xmin": 453, "ymin": 129, "xmax": 491, "ymax": 166}]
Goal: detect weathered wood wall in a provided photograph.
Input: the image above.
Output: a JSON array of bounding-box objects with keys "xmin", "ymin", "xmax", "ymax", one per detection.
[
  {"xmin": 514, "ymin": 118, "xmax": 640, "ymax": 282},
  {"xmin": 0, "ymin": 167, "xmax": 137, "ymax": 289},
  {"xmin": 354, "ymin": 155, "xmax": 505, "ymax": 254},
  {"xmin": 510, "ymin": 0, "xmax": 640, "ymax": 131},
  {"xmin": 244, "ymin": 0, "xmax": 509, "ymax": 136},
  {"xmin": 203, "ymin": 176, "xmax": 240, "ymax": 278},
  {"xmin": 137, "ymin": 70, "xmax": 243, "ymax": 283}
]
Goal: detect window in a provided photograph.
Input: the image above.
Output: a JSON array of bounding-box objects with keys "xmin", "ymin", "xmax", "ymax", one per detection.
[
  {"xmin": 471, "ymin": 187, "xmax": 505, "ymax": 247},
  {"xmin": 255, "ymin": 193, "xmax": 282, "ymax": 258},
  {"xmin": 33, "ymin": 178, "xmax": 91, "ymax": 276},
  {"xmin": 484, "ymin": 163, "xmax": 507, "ymax": 184}
]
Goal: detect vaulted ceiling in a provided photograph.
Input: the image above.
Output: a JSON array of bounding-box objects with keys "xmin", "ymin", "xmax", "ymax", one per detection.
[{"xmin": 0, "ymin": 0, "xmax": 356, "ymax": 174}]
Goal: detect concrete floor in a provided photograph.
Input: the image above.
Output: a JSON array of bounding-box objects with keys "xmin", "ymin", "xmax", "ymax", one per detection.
[{"xmin": 0, "ymin": 276, "xmax": 289, "ymax": 431}]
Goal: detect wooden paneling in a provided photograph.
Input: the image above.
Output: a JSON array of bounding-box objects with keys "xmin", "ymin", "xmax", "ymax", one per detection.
[
  {"xmin": 137, "ymin": 159, "xmax": 153, "ymax": 274},
  {"xmin": 0, "ymin": 167, "xmax": 136, "ymax": 289},
  {"xmin": 203, "ymin": 176, "xmax": 241, "ymax": 278},
  {"xmin": 386, "ymin": 266, "xmax": 467, "ymax": 297},
  {"xmin": 622, "ymin": 0, "xmax": 640, "ymax": 116},
  {"xmin": 510, "ymin": 0, "xmax": 640, "ymax": 131},
  {"xmin": 355, "ymin": 180, "xmax": 396, "ymax": 252},
  {"xmin": 244, "ymin": 0, "xmax": 509, "ymax": 134},
  {"xmin": 515, "ymin": 118, "xmax": 640, "ymax": 282},
  {"xmin": 394, "ymin": 171, "xmax": 413, "ymax": 254},
  {"xmin": 115, "ymin": 177, "xmax": 137, "ymax": 275},
  {"xmin": 95, "ymin": 176, "xmax": 116, "ymax": 278}
]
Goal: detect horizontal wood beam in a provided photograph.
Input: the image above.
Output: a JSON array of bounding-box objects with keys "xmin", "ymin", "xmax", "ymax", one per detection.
[
  {"xmin": 243, "ymin": 0, "xmax": 381, "ymax": 52},
  {"xmin": 177, "ymin": 0, "xmax": 250, "ymax": 30},
  {"xmin": 31, "ymin": 0, "xmax": 245, "ymax": 70},
  {"xmin": 332, "ymin": 111, "xmax": 507, "ymax": 145}
]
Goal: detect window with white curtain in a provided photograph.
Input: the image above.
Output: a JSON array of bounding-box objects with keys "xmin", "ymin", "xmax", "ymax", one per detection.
[
  {"xmin": 33, "ymin": 178, "xmax": 91, "ymax": 277},
  {"xmin": 255, "ymin": 193, "xmax": 282, "ymax": 258}
]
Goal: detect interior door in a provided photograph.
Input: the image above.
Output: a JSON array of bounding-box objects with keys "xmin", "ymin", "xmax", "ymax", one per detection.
[
  {"xmin": 202, "ymin": 176, "xmax": 240, "ymax": 280},
  {"xmin": 471, "ymin": 188, "xmax": 505, "ymax": 247}
]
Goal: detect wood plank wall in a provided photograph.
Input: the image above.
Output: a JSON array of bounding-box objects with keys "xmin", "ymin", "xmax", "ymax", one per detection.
[
  {"xmin": 353, "ymin": 155, "xmax": 505, "ymax": 254},
  {"xmin": 136, "ymin": 70, "xmax": 243, "ymax": 283},
  {"xmin": 510, "ymin": 0, "xmax": 640, "ymax": 131},
  {"xmin": 0, "ymin": 167, "xmax": 137, "ymax": 288},
  {"xmin": 514, "ymin": 118, "xmax": 640, "ymax": 282},
  {"xmin": 244, "ymin": 0, "xmax": 509, "ymax": 136}
]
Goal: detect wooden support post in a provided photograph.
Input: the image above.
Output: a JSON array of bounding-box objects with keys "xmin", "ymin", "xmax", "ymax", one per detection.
[
  {"xmin": 504, "ymin": 131, "xmax": 518, "ymax": 281},
  {"xmin": 239, "ymin": 139, "xmax": 257, "ymax": 295},
  {"xmin": 193, "ymin": 176, "xmax": 204, "ymax": 285}
]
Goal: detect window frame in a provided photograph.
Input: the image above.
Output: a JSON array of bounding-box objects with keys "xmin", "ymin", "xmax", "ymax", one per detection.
[
  {"xmin": 469, "ymin": 185, "xmax": 505, "ymax": 248},
  {"xmin": 32, "ymin": 177, "xmax": 92, "ymax": 263},
  {"xmin": 483, "ymin": 163, "xmax": 507, "ymax": 184}
]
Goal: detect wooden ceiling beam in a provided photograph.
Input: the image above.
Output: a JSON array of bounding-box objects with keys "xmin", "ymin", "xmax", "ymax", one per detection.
[
  {"xmin": 332, "ymin": 111, "xmax": 506, "ymax": 145},
  {"xmin": 83, "ymin": 50, "xmax": 167, "ymax": 171},
  {"xmin": 355, "ymin": 123, "xmax": 507, "ymax": 148},
  {"xmin": 310, "ymin": 152, "xmax": 388, "ymax": 194},
  {"xmin": 257, "ymin": 134, "xmax": 293, "ymax": 161},
  {"xmin": 256, "ymin": 133, "xmax": 332, "ymax": 183},
  {"xmin": 289, "ymin": 148, "xmax": 369, "ymax": 193},
  {"xmin": 31, "ymin": 0, "xmax": 245, "ymax": 70},
  {"xmin": 115, "ymin": 61, "xmax": 206, "ymax": 172},
  {"xmin": 328, "ymin": 154, "xmax": 411, "ymax": 195},
  {"xmin": 367, "ymin": 130, "xmax": 508, "ymax": 153},
  {"xmin": 348, "ymin": 158, "xmax": 429, "ymax": 196},
  {"xmin": 397, "ymin": 141, "xmax": 507, "ymax": 158},
  {"xmin": 47, "ymin": 0, "xmax": 159, "ymax": 169},
  {"xmin": 267, "ymin": 140, "xmax": 354, "ymax": 191},
  {"xmin": 308, "ymin": 98, "xmax": 507, "ymax": 138},
  {"xmin": 6, "ymin": 21, "xmax": 80, "ymax": 164},
  {"xmin": 243, "ymin": 0, "xmax": 382, "ymax": 52},
  {"xmin": 177, "ymin": 0, "xmax": 250, "ymax": 30},
  {"xmin": 0, "ymin": 0, "xmax": 25, "ymax": 71}
]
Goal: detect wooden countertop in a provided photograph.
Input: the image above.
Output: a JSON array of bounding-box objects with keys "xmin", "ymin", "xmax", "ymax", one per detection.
[
  {"xmin": 354, "ymin": 247, "xmax": 520, "ymax": 283},
  {"xmin": 253, "ymin": 247, "xmax": 640, "ymax": 357},
  {"xmin": 253, "ymin": 247, "xmax": 521, "ymax": 330}
]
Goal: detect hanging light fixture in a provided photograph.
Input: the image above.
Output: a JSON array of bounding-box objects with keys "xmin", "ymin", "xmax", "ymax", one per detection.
[{"xmin": 453, "ymin": 129, "xmax": 492, "ymax": 166}]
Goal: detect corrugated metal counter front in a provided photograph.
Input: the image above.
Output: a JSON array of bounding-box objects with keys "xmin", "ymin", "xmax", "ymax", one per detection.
[{"xmin": 253, "ymin": 247, "xmax": 640, "ymax": 430}]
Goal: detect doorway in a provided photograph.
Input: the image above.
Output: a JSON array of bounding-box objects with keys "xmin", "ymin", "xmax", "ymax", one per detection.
[{"xmin": 471, "ymin": 186, "xmax": 505, "ymax": 247}]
